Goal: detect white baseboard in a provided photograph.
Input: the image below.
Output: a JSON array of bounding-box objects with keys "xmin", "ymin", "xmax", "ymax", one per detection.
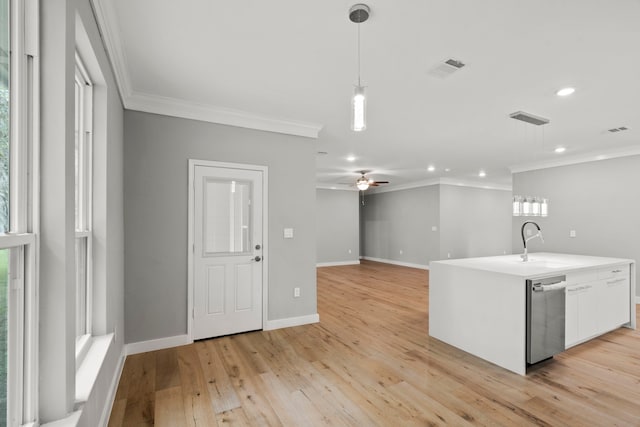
[
  {"xmin": 361, "ymin": 256, "xmax": 429, "ymax": 270},
  {"xmin": 99, "ymin": 345, "xmax": 126, "ymax": 427},
  {"xmin": 125, "ymin": 334, "xmax": 192, "ymax": 356},
  {"xmin": 264, "ymin": 313, "xmax": 320, "ymax": 331},
  {"xmin": 316, "ymin": 260, "xmax": 360, "ymax": 267}
]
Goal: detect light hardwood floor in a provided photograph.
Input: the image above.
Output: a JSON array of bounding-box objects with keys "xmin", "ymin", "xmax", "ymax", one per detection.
[{"xmin": 109, "ymin": 261, "xmax": 640, "ymax": 426}]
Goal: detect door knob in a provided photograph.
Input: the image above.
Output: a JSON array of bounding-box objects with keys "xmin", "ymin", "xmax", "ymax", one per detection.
[{"xmin": 254, "ymin": 256, "xmax": 262, "ymax": 262}]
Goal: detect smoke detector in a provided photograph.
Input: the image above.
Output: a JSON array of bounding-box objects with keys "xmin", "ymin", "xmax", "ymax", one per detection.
[{"xmin": 509, "ymin": 111, "xmax": 550, "ymax": 126}]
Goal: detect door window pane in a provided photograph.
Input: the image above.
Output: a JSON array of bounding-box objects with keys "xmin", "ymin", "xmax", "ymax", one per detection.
[{"xmin": 204, "ymin": 179, "xmax": 252, "ymax": 254}]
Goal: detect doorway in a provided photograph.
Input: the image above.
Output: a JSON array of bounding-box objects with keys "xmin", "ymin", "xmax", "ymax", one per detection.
[{"xmin": 188, "ymin": 160, "xmax": 268, "ymax": 340}]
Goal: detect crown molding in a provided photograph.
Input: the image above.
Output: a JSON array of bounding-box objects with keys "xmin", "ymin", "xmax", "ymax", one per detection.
[
  {"xmin": 127, "ymin": 92, "xmax": 323, "ymax": 138},
  {"xmin": 315, "ymin": 184, "xmax": 358, "ymax": 191},
  {"xmin": 368, "ymin": 177, "xmax": 511, "ymax": 194},
  {"xmin": 91, "ymin": 0, "xmax": 322, "ymax": 139},
  {"xmin": 510, "ymin": 146, "xmax": 640, "ymax": 174},
  {"xmin": 91, "ymin": 0, "xmax": 133, "ymax": 100}
]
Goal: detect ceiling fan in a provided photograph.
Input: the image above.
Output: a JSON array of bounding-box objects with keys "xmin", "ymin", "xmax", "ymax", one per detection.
[{"xmin": 355, "ymin": 171, "xmax": 389, "ymax": 191}]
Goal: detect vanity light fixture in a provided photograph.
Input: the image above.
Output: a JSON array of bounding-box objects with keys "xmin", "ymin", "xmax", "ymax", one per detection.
[
  {"xmin": 554, "ymin": 146, "xmax": 566, "ymax": 153},
  {"xmin": 427, "ymin": 165, "xmax": 435, "ymax": 172},
  {"xmin": 349, "ymin": 4, "xmax": 370, "ymax": 132},
  {"xmin": 347, "ymin": 155, "xmax": 356, "ymax": 162},
  {"xmin": 556, "ymin": 87, "xmax": 575, "ymax": 97}
]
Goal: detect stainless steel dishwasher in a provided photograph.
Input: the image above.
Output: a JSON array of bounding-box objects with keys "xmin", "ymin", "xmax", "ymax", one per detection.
[{"xmin": 526, "ymin": 275, "xmax": 567, "ymax": 364}]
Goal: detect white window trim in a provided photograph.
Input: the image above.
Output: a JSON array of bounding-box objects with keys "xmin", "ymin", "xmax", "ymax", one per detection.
[
  {"xmin": 74, "ymin": 53, "xmax": 94, "ymax": 370},
  {"xmin": 3, "ymin": 0, "xmax": 39, "ymax": 425}
]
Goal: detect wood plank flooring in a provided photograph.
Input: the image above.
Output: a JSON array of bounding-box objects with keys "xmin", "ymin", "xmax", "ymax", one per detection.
[{"xmin": 109, "ymin": 260, "xmax": 640, "ymax": 426}]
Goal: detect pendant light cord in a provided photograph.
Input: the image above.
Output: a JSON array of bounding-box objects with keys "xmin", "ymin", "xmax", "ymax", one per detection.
[{"xmin": 357, "ymin": 23, "xmax": 361, "ymax": 86}]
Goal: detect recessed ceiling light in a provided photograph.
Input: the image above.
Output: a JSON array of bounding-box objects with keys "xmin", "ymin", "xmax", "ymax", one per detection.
[
  {"xmin": 444, "ymin": 168, "xmax": 451, "ymax": 172},
  {"xmin": 346, "ymin": 155, "xmax": 356, "ymax": 162},
  {"xmin": 427, "ymin": 165, "xmax": 435, "ymax": 172},
  {"xmin": 554, "ymin": 146, "xmax": 566, "ymax": 153},
  {"xmin": 478, "ymin": 170, "xmax": 486, "ymax": 178},
  {"xmin": 556, "ymin": 87, "xmax": 575, "ymax": 97}
]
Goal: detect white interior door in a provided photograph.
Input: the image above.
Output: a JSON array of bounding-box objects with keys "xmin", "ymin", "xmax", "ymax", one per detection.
[{"xmin": 193, "ymin": 164, "xmax": 263, "ymax": 340}]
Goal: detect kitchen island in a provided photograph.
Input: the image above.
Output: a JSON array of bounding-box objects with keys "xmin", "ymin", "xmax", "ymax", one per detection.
[{"xmin": 429, "ymin": 252, "xmax": 636, "ymax": 375}]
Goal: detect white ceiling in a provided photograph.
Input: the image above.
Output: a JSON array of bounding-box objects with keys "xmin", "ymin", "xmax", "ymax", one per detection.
[{"xmin": 94, "ymin": 0, "xmax": 640, "ymax": 190}]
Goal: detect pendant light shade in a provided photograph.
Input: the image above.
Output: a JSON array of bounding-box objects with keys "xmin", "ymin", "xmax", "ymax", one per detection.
[
  {"xmin": 349, "ymin": 4, "xmax": 370, "ymax": 132},
  {"xmin": 513, "ymin": 195, "xmax": 549, "ymax": 217},
  {"xmin": 352, "ymin": 85, "xmax": 366, "ymax": 131}
]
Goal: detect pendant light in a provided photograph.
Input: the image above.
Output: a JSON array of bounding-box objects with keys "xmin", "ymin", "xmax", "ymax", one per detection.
[{"xmin": 349, "ymin": 4, "xmax": 370, "ymax": 132}]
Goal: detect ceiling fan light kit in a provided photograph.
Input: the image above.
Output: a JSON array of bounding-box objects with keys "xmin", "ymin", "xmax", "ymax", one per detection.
[
  {"xmin": 355, "ymin": 171, "xmax": 389, "ymax": 191},
  {"xmin": 349, "ymin": 4, "xmax": 370, "ymax": 132},
  {"xmin": 356, "ymin": 175, "xmax": 370, "ymax": 190}
]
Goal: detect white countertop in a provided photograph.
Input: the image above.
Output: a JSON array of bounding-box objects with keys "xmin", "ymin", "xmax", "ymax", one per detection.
[{"xmin": 430, "ymin": 252, "xmax": 634, "ymax": 278}]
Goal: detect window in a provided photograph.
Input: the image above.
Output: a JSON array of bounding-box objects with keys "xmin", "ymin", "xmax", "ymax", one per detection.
[
  {"xmin": 74, "ymin": 54, "xmax": 93, "ymax": 363},
  {"xmin": 0, "ymin": 0, "xmax": 38, "ymax": 425}
]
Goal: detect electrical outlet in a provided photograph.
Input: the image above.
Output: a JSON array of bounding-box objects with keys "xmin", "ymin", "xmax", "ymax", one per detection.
[
  {"xmin": 447, "ymin": 252, "xmax": 451, "ymax": 259},
  {"xmin": 399, "ymin": 250, "xmax": 403, "ymax": 255},
  {"xmin": 294, "ymin": 287, "xmax": 300, "ymax": 298},
  {"xmin": 570, "ymin": 230, "xmax": 576, "ymax": 238},
  {"xmin": 348, "ymin": 249, "xmax": 352, "ymax": 254}
]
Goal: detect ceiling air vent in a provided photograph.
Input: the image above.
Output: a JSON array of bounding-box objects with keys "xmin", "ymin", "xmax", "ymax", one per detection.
[
  {"xmin": 509, "ymin": 111, "xmax": 550, "ymax": 126},
  {"xmin": 427, "ymin": 58, "xmax": 466, "ymax": 78},
  {"xmin": 608, "ymin": 126, "xmax": 628, "ymax": 133}
]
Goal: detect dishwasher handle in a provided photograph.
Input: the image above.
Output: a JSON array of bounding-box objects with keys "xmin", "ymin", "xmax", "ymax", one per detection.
[{"xmin": 532, "ymin": 281, "xmax": 567, "ymax": 292}]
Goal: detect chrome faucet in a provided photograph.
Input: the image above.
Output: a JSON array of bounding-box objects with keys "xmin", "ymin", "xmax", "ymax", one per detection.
[{"xmin": 521, "ymin": 221, "xmax": 544, "ymax": 262}]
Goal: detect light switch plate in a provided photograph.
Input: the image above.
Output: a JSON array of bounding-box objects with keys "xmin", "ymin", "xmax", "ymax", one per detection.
[
  {"xmin": 284, "ymin": 228, "xmax": 294, "ymax": 239},
  {"xmin": 570, "ymin": 230, "xmax": 576, "ymax": 238}
]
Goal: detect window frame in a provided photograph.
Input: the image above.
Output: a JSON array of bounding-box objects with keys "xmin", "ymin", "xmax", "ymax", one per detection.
[
  {"xmin": 74, "ymin": 53, "xmax": 93, "ymax": 366},
  {"xmin": 1, "ymin": 0, "xmax": 39, "ymax": 425}
]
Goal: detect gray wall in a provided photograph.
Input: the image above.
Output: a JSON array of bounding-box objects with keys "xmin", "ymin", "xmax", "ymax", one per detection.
[
  {"xmin": 512, "ymin": 155, "xmax": 640, "ymax": 298},
  {"xmin": 361, "ymin": 186, "xmax": 441, "ymax": 266},
  {"xmin": 360, "ymin": 184, "xmax": 512, "ymax": 266},
  {"xmin": 439, "ymin": 184, "xmax": 512, "ymax": 260},
  {"xmin": 316, "ymin": 189, "xmax": 360, "ymax": 265},
  {"xmin": 124, "ymin": 111, "xmax": 318, "ymax": 344},
  {"xmin": 40, "ymin": 0, "xmax": 125, "ymax": 424}
]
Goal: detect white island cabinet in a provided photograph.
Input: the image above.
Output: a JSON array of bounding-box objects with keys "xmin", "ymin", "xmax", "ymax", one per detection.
[{"xmin": 429, "ymin": 253, "xmax": 636, "ymax": 375}]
